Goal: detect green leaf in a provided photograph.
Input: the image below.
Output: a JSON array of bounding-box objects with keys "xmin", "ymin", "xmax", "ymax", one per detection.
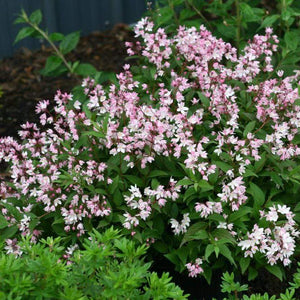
[
  {"xmin": 124, "ymin": 175, "xmax": 144, "ymax": 187},
  {"xmin": 248, "ymin": 182, "xmax": 265, "ymax": 210},
  {"xmin": 102, "ymin": 114, "xmax": 110, "ymax": 133},
  {"xmin": 248, "ymin": 267, "xmax": 258, "ymax": 281},
  {"xmin": 95, "ymin": 188, "xmax": 107, "ymax": 195},
  {"xmin": 112, "ymin": 189, "xmax": 123, "ymax": 206},
  {"xmin": 29, "ymin": 9, "xmax": 42, "ymax": 24},
  {"xmin": 269, "ymin": 172, "xmax": 284, "ymax": 188},
  {"xmin": 197, "ymin": 92, "xmax": 210, "ymax": 108},
  {"xmin": 94, "ymin": 71, "xmax": 117, "ymax": 84},
  {"xmin": 239, "ymin": 257, "xmax": 250, "ymax": 274},
  {"xmin": 109, "ymin": 175, "xmax": 119, "ymax": 194},
  {"xmin": 83, "ymin": 218, "xmax": 93, "ymax": 232},
  {"xmin": 49, "ymin": 32, "xmax": 64, "ymax": 42},
  {"xmin": 153, "ymin": 215, "xmax": 165, "ymax": 235},
  {"xmin": 254, "ymin": 152, "xmax": 267, "ymax": 173},
  {"xmin": 205, "ymin": 244, "xmax": 215, "ymax": 261},
  {"xmin": 151, "ymin": 178, "xmax": 160, "ymax": 190},
  {"xmin": 14, "ymin": 27, "xmax": 36, "ymax": 43},
  {"xmin": 170, "ymin": 203, "xmax": 179, "ymax": 218},
  {"xmin": 295, "ymin": 202, "xmax": 300, "ymax": 212},
  {"xmin": 228, "ymin": 206, "xmax": 252, "ymax": 223},
  {"xmin": 179, "ymin": 8, "xmax": 197, "ymax": 22},
  {"xmin": 208, "ymin": 214, "xmax": 226, "ymax": 223},
  {"xmin": 41, "ymin": 63, "xmax": 68, "ymax": 77},
  {"xmin": 0, "ymin": 215, "xmax": 9, "ymax": 229},
  {"xmin": 212, "ymin": 228, "xmax": 236, "ymax": 245},
  {"xmin": 243, "ymin": 168, "xmax": 258, "ymax": 178},
  {"xmin": 59, "ymin": 31, "xmax": 80, "ymax": 54},
  {"xmin": 52, "ymin": 220, "xmax": 67, "ymax": 236},
  {"xmin": 284, "ymin": 31, "xmax": 299, "ymax": 51},
  {"xmin": 294, "ymin": 212, "xmax": 300, "ymax": 224},
  {"xmin": 243, "ymin": 121, "xmax": 256, "ymax": 137},
  {"xmin": 1, "ymin": 225, "xmax": 18, "ymax": 240},
  {"xmin": 289, "ymin": 164, "xmax": 300, "ymax": 176},
  {"xmin": 265, "ymin": 265, "xmax": 283, "ymax": 281},
  {"xmin": 180, "ymin": 222, "xmax": 208, "ymax": 246},
  {"xmin": 177, "ymin": 247, "xmax": 189, "ymax": 265},
  {"xmin": 240, "ymin": 3, "xmax": 261, "ymax": 23},
  {"xmin": 213, "ymin": 161, "xmax": 232, "ymax": 173},
  {"xmin": 72, "ymin": 60, "xmax": 80, "ymax": 73},
  {"xmin": 176, "ymin": 178, "xmax": 193, "ymax": 186},
  {"xmin": 148, "ymin": 170, "xmax": 169, "ymax": 177},
  {"xmin": 203, "ymin": 267, "xmax": 212, "ymax": 284},
  {"xmin": 214, "ymin": 246, "xmax": 219, "ymax": 258},
  {"xmin": 155, "ymin": 6, "xmax": 174, "ymax": 26},
  {"xmin": 217, "ymin": 23, "xmax": 236, "ymax": 39},
  {"xmin": 218, "ymin": 244, "xmax": 236, "ymax": 266},
  {"xmin": 165, "ymin": 252, "xmax": 180, "ymax": 266},
  {"xmin": 183, "ymin": 186, "xmax": 197, "ymax": 202},
  {"xmin": 14, "ymin": 16, "xmax": 26, "ymax": 24},
  {"xmin": 153, "ymin": 241, "xmax": 168, "ymax": 253},
  {"xmin": 197, "ymin": 180, "xmax": 213, "ymax": 192},
  {"xmin": 259, "ymin": 14, "xmax": 280, "ymax": 29},
  {"xmin": 41, "ymin": 56, "xmax": 63, "ymax": 74},
  {"xmin": 1, "ymin": 201, "xmax": 23, "ymax": 220},
  {"xmin": 281, "ymin": 9, "xmax": 292, "ymax": 21},
  {"xmin": 74, "ymin": 63, "xmax": 97, "ymax": 76}
]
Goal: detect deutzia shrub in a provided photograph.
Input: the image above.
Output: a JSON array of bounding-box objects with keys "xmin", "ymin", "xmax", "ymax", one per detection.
[{"xmin": 1, "ymin": 17, "xmax": 300, "ymax": 283}]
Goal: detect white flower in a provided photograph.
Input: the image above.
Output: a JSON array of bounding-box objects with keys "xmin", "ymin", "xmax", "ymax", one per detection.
[{"xmin": 73, "ymin": 100, "xmax": 81, "ymax": 110}]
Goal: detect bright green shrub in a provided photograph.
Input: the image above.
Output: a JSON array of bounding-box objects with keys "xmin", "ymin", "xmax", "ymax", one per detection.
[
  {"xmin": 216, "ymin": 264, "xmax": 300, "ymax": 300},
  {"xmin": 0, "ymin": 227, "xmax": 188, "ymax": 300}
]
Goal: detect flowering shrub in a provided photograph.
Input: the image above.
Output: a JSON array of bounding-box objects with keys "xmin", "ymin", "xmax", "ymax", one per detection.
[{"xmin": 1, "ymin": 17, "xmax": 300, "ymax": 284}]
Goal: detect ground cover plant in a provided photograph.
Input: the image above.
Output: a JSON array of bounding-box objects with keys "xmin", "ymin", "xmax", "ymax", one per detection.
[
  {"xmin": 217, "ymin": 265, "xmax": 300, "ymax": 300},
  {"xmin": 0, "ymin": 227, "xmax": 187, "ymax": 299},
  {"xmin": 1, "ymin": 2, "xmax": 300, "ymax": 298}
]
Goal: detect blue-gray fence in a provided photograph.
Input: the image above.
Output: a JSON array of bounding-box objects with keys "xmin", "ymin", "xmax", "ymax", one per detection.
[{"xmin": 0, "ymin": 0, "xmax": 147, "ymax": 59}]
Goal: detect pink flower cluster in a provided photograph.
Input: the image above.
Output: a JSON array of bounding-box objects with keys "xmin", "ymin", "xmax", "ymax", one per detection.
[
  {"xmin": 238, "ymin": 205, "xmax": 299, "ymax": 266},
  {"xmin": 186, "ymin": 258, "xmax": 204, "ymax": 277},
  {"xmin": 217, "ymin": 176, "xmax": 248, "ymax": 211},
  {"xmin": 4, "ymin": 238, "xmax": 22, "ymax": 257},
  {"xmin": 123, "ymin": 179, "xmax": 181, "ymax": 230},
  {"xmin": 170, "ymin": 213, "xmax": 190, "ymax": 235},
  {"xmin": 0, "ymin": 91, "xmax": 111, "ymax": 237}
]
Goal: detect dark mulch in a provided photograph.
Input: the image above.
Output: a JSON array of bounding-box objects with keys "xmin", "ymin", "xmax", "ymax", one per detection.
[
  {"xmin": 0, "ymin": 22, "xmax": 299, "ymax": 299},
  {"xmin": 0, "ymin": 23, "xmax": 135, "ymax": 137}
]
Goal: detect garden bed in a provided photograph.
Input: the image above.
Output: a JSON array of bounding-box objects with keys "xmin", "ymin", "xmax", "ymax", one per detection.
[{"xmin": 0, "ymin": 21, "xmax": 299, "ymax": 300}]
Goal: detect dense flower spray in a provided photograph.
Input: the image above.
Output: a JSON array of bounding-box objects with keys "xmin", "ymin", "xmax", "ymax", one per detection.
[{"xmin": 1, "ymin": 17, "xmax": 300, "ymax": 279}]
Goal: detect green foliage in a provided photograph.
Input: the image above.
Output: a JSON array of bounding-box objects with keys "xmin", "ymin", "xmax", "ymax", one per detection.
[
  {"xmin": 218, "ymin": 265, "xmax": 300, "ymax": 300},
  {"xmin": 221, "ymin": 272, "xmax": 248, "ymax": 296},
  {"xmin": 0, "ymin": 228, "xmax": 188, "ymax": 299}
]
